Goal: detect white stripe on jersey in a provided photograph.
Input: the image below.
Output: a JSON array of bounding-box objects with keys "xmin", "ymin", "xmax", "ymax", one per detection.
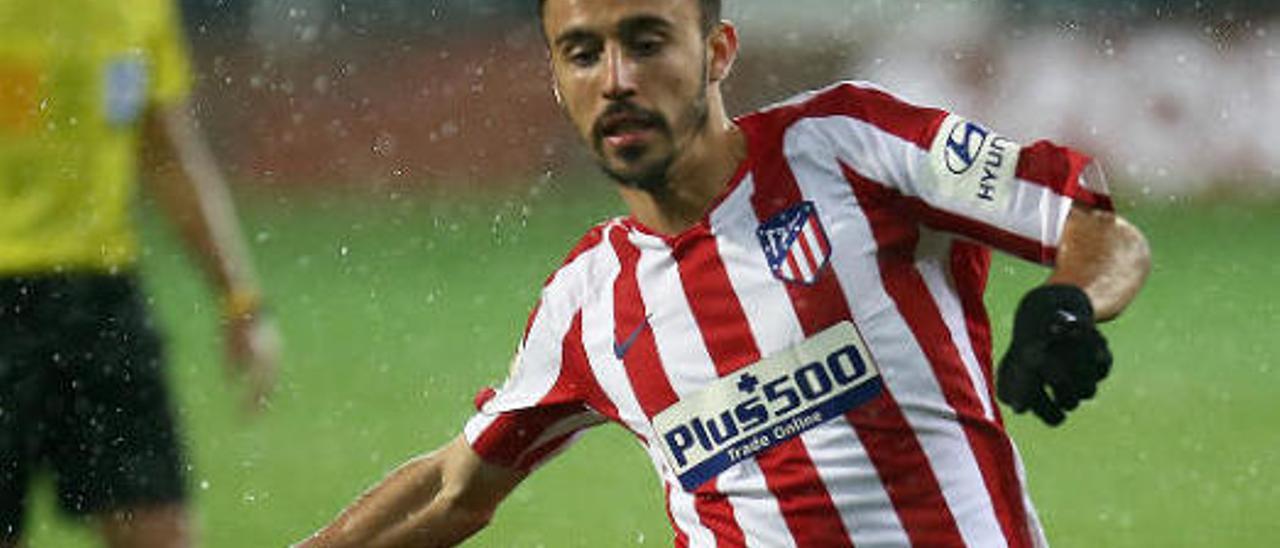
[
  {"xmin": 707, "ymin": 175, "xmax": 803, "ymax": 354},
  {"xmin": 631, "ymin": 231, "xmax": 720, "ymax": 399},
  {"xmin": 664, "ymin": 480, "xmax": 719, "ymax": 548},
  {"xmin": 1014, "ymin": 442, "xmax": 1050, "ymax": 548},
  {"xmin": 915, "ymin": 229, "xmax": 998, "ymax": 420},
  {"xmin": 785, "ymin": 121, "xmax": 1013, "ymax": 547},
  {"xmin": 717, "ymin": 459, "xmax": 797, "ymax": 548},
  {"xmin": 793, "ymin": 219, "xmax": 816, "ymax": 281}
]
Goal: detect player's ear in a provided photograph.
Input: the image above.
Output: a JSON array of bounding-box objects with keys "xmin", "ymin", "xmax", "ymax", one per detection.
[
  {"xmin": 546, "ymin": 51, "xmax": 566, "ymax": 106},
  {"xmin": 707, "ymin": 21, "xmax": 738, "ymax": 84}
]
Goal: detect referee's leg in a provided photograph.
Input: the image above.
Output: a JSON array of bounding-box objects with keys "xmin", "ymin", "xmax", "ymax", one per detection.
[
  {"xmin": 0, "ymin": 280, "xmax": 38, "ymax": 548},
  {"xmin": 0, "ymin": 358, "xmax": 31, "ymax": 548},
  {"xmin": 96, "ymin": 504, "xmax": 192, "ymax": 548},
  {"xmin": 48, "ymin": 276, "xmax": 193, "ymax": 548}
]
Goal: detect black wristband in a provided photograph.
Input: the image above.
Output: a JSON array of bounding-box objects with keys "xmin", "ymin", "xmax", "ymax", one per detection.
[{"xmin": 1011, "ymin": 284, "xmax": 1094, "ymax": 342}]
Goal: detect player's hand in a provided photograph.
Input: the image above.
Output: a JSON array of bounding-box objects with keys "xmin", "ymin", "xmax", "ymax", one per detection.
[
  {"xmin": 997, "ymin": 285, "xmax": 1112, "ymax": 426},
  {"xmin": 223, "ymin": 306, "xmax": 282, "ymax": 416}
]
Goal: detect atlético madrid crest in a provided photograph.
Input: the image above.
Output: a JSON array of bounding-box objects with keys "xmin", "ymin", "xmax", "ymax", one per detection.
[{"xmin": 756, "ymin": 201, "xmax": 832, "ymax": 285}]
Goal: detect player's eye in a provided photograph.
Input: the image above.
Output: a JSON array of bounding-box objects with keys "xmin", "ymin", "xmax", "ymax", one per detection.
[
  {"xmin": 629, "ymin": 35, "xmax": 665, "ymax": 58},
  {"xmin": 571, "ymin": 51, "xmax": 600, "ymax": 67},
  {"xmin": 564, "ymin": 45, "xmax": 602, "ymax": 68}
]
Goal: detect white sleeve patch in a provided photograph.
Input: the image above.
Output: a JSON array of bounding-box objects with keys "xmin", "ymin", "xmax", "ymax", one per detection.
[{"xmin": 926, "ymin": 114, "xmax": 1021, "ymax": 213}]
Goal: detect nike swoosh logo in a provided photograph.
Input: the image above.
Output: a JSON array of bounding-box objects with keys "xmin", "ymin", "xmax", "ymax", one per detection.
[{"xmin": 613, "ymin": 314, "xmax": 653, "ymax": 360}]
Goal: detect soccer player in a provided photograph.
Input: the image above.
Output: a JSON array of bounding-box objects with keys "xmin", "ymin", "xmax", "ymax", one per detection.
[
  {"xmin": 0, "ymin": 1, "xmax": 280, "ymax": 547},
  {"xmin": 298, "ymin": 0, "xmax": 1149, "ymax": 546}
]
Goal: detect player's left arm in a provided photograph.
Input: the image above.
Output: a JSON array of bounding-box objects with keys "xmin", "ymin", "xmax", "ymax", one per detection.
[
  {"xmin": 139, "ymin": 102, "xmax": 281, "ymax": 413},
  {"xmin": 1047, "ymin": 204, "xmax": 1151, "ymax": 321},
  {"xmin": 997, "ymin": 202, "xmax": 1151, "ymax": 426}
]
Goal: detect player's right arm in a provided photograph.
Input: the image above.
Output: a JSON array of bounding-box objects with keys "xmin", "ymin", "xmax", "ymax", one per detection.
[
  {"xmin": 298, "ymin": 231, "xmax": 603, "ymax": 547},
  {"xmin": 296, "ymin": 436, "xmax": 525, "ymax": 548}
]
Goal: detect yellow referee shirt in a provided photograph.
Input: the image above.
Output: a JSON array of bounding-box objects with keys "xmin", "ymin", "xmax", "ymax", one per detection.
[{"xmin": 0, "ymin": 0, "xmax": 192, "ymax": 274}]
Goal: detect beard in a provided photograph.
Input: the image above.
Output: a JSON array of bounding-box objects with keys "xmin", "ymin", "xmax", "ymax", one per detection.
[{"xmin": 590, "ymin": 86, "xmax": 710, "ymax": 194}]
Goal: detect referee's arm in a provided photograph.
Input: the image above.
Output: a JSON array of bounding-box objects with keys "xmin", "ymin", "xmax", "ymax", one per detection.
[
  {"xmin": 140, "ymin": 103, "xmax": 282, "ymax": 413},
  {"xmin": 296, "ymin": 436, "xmax": 526, "ymax": 548}
]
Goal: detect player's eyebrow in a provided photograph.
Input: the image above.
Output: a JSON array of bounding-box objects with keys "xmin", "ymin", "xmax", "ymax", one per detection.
[
  {"xmin": 553, "ymin": 14, "xmax": 675, "ymax": 49},
  {"xmin": 616, "ymin": 14, "xmax": 674, "ymax": 38},
  {"xmin": 554, "ymin": 27, "xmax": 599, "ymax": 49}
]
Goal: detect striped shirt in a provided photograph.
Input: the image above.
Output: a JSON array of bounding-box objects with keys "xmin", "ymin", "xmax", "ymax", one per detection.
[{"xmin": 464, "ymin": 81, "xmax": 1110, "ymax": 548}]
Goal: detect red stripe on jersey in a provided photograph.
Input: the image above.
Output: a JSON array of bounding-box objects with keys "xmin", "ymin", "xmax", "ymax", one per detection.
[
  {"xmin": 784, "ymin": 253, "xmax": 802, "ymax": 282},
  {"xmin": 473, "ymin": 387, "xmax": 497, "ymax": 410},
  {"xmin": 846, "ymin": 163, "xmax": 1032, "ymax": 547},
  {"xmin": 672, "ymin": 228, "xmax": 761, "ymax": 376},
  {"xmin": 609, "ymin": 229, "xmax": 680, "ymax": 418},
  {"xmin": 513, "ymin": 430, "xmax": 575, "ymax": 471},
  {"xmin": 1016, "ymin": 141, "xmax": 1114, "ymax": 211},
  {"xmin": 742, "ymin": 109, "xmax": 967, "ymax": 546},
  {"xmin": 609, "ymin": 228, "xmax": 737, "ymax": 545},
  {"xmin": 675, "ymin": 226, "xmax": 849, "ymax": 548},
  {"xmin": 521, "ymin": 301, "xmax": 541, "ymax": 346},
  {"xmin": 950, "ymin": 242, "xmax": 999, "ymax": 419},
  {"xmin": 755, "ymin": 82, "xmax": 948, "ymax": 151},
  {"xmin": 469, "ymin": 399, "xmax": 588, "ymax": 470}
]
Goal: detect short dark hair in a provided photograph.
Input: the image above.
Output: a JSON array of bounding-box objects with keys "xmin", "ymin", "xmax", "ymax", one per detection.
[{"xmin": 537, "ymin": 0, "xmax": 722, "ymax": 36}]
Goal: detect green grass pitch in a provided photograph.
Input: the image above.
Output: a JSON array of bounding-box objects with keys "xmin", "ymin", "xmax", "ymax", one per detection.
[{"xmin": 22, "ymin": 182, "xmax": 1280, "ymax": 547}]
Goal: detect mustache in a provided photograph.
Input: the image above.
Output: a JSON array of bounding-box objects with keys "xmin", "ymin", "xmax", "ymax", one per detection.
[{"xmin": 591, "ymin": 101, "xmax": 668, "ymax": 142}]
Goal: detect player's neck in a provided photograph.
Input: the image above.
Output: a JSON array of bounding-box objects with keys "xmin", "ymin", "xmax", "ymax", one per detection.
[{"xmin": 620, "ymin": 96, "xmax": 745, "ymax": 236}]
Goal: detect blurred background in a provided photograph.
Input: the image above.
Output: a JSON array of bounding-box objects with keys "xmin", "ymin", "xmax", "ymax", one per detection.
[
  {"xmin": 23, "ymin": 0, "xmax": 1280, "ymax": 546},
  {"xmin": 177, "ymin": 0, "xmax": 1280, "ymax": 195}
]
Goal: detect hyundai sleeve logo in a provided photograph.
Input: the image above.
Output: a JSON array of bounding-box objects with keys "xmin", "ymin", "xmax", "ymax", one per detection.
[{"xmin": 944, "ymin": 121, "xmax": 990, "ymax": 174}]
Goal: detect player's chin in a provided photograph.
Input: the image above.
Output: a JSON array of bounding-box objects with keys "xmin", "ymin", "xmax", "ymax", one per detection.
[{"xmin": 601, "ymin": 154, "xmax": 671, "ymax": 191}]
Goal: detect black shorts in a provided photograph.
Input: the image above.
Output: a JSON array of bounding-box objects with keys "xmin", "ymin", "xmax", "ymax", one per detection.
[{"xmin": 0, "ymin": 274, "xmax": 186, "ymax": 539}]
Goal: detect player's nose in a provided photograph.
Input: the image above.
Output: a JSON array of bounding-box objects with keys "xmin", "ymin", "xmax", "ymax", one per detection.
[{"xmin": 602, "ymin": 45, "xmax": 637, "ymax": 100}]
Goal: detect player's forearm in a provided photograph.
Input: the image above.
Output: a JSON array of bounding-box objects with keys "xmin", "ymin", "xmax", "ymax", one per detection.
[
  {"xmin": 359, "ymin": 492, "xmax": 494, "ymax": 548},
  {"xmin": 141, "ymin": 104, "xmax": 262, "ymax": 301},
  {"xmin": 301, "ymin": 453, "xmax": 445, "ymax": 547},
  {"xmin": 1046, "ymin": 206, "xmax": 1151, "ymax": 321},
  {"xmin": 300, "ymin": 447, "xmax": 494, "ymax": 548}
]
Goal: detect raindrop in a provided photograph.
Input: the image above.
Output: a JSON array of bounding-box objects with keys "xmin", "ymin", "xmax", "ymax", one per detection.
[
  {"xmin": 200, "ymin": 480, "xmax": 210, "ymax": 491},
  {"xmin": 313, "ymin": 75, "xmax": 331, "ymax": 94}
]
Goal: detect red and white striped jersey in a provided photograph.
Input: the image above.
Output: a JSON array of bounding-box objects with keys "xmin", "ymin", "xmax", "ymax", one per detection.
[{"xmin": 464, "ymin": 81, "xmax": 1111, "ymax": 548}]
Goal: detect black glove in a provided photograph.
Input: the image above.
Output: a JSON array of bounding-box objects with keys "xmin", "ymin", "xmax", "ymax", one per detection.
[{"xmin": 997, "ymin": 285, "xmax": 1113, "ymax": 426}]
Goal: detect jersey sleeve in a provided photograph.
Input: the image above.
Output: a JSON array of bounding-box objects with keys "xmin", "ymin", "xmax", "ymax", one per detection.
[
  {"xmin": 146, "ymin": 0, "xmax": 193, "ymax": 107},
  {"xmin": 819, "ymin": 82, "xmax": 1112, "ymax": 265},
  {"xmin": 462, "ymin": 256, "xmax": 606, "ymax": 472}
]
